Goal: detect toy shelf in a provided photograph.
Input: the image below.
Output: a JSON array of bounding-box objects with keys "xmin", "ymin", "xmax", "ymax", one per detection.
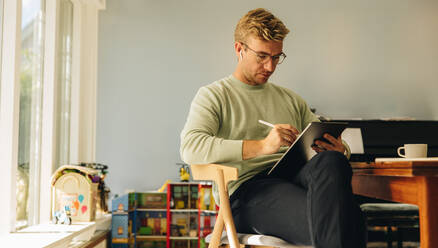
[
  {"xmin": 166, "ymin": 182, "xmax": 217, "ymax": 248},
  {"xmin": 111, "ymin": 192, "xmax": 167, "ymax": 248},
  {"xmin": 111, "ymin": 183, "xmax": 216, "ymax": 248}
]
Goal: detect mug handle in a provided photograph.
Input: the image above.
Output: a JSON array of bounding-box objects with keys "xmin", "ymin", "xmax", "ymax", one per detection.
[{"xmin": 397, "ymin": 147, "xmax": 406, "ymax": 158}]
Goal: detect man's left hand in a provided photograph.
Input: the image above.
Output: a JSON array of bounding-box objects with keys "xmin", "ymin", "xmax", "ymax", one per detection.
[{"xmin": 312, "ymin": 134, "xmax": 346, "ymax": 154}]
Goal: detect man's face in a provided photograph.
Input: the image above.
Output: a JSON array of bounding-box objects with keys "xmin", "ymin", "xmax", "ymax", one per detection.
[{"xmin": 237, "ymin": 36, "xmax": 284, "ymax": 86}]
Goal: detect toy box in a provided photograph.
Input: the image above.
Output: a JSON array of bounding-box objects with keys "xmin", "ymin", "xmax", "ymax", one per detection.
[
  {"xmin": 51, "ymin": 165, "xmax": 99, "ymax": 222},
  {"xmin": 111, "ymin": 193, "xmax": 137, "ymax": 212}
]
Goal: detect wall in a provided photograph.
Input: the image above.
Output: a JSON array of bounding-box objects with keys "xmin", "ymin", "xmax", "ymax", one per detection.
[{"xmin": 97, "ymin": 0, "xmax": 438, "ymax": 195}]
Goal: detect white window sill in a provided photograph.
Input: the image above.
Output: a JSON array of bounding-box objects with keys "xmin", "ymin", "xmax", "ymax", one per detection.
[{"xmin": 0, "ymin": 214, "xmax": 111, "ymax": 248}]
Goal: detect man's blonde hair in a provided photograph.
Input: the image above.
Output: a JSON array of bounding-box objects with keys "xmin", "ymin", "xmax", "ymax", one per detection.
[{"xmin": 234, "ymin": 8, "xmax": 290, "ymax": 43}]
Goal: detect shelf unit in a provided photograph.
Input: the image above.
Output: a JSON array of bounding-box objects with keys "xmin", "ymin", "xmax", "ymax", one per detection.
[
  {"xmin": 111, "ymin": 184, "xmax": 217, "ymax": 248},
  {"xmin": 166, "ymin": 182, "xmax": 217, "ymax": 248},
  {"xmin": 111, "ymin": 192, "xmax": 167, "ymax": 248}
]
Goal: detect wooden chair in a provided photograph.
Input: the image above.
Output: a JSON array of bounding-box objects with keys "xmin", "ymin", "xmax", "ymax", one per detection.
[{"xmin": 190, "ymin": 164, "xmax": 313, "ymax": 248}]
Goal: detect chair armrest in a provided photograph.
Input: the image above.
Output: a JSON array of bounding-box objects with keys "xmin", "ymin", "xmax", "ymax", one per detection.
[{"xmin": 190, "ymin": 164, "xmax": 238, "ymax": 186}]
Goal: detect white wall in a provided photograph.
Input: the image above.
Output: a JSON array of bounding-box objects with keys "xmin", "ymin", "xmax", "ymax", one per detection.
[{"xmin": 97, "ymin": 0, "xmax": 438, "ymax": 196}]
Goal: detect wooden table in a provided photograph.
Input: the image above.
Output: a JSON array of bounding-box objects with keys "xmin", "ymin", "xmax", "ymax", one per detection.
[{"xmin": 351, "ymin": 161, "xmax": 438, "ymax": 248}]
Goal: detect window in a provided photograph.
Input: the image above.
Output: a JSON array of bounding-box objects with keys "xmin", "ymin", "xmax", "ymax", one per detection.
[
  {"xmin": 55, "ymin": 0, "xmax": 74, "ymax": 168},
  {"xmin": 0, "ymin": 0, "xmax": 104, "ymax": 234},
  {"xmin": 16, "ymin": 0, "xmax": 46, "ymax": 229}
]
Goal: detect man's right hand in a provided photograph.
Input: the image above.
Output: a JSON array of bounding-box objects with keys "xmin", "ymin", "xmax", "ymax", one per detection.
[
  {"xmin": 242, "ymin": 124, "xmax": 299, "ymax": 160},
  {"xmin": 261, "ymin": 124, "xmax": 299, "ymax": 155}
]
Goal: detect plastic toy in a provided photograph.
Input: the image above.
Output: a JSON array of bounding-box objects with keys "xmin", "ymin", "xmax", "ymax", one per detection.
[
  {"xmin": 52, "ymin": 206, "xmax": 72, "ymax": 225},
  {"xmin": 176, "ymin": 163, "xmax": 190, "ymax": 182}
]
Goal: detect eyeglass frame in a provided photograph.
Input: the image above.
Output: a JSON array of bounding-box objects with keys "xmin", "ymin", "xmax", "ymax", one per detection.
[{"xmin": 240, "ymin": 42, "xmax": 287, "ymax": 65}]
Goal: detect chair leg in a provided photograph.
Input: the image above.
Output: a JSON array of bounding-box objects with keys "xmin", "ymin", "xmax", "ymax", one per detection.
[
  {"xmin": 216, "ymin": 168, "xmax": 240, "ymax": 248},
  {"xmin": 209, "ymin": 209, "xmax": 225, "ymax": 248}
]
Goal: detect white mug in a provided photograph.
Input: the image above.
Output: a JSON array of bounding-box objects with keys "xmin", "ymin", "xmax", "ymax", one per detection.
[{"xmin": 397, "ymin": 144, "xmax": 428, "ymax": 158}]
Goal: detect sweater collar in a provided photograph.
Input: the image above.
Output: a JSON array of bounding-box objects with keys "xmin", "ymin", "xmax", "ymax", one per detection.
[{"xmin": 229, "ymin": 75, "xmax": 268, "ymax": 91}]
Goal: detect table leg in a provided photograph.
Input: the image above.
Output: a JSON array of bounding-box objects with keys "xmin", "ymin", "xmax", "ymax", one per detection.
[{"xmin": 417, "ymin": 177, "xmax": 438, "ymax": 248}]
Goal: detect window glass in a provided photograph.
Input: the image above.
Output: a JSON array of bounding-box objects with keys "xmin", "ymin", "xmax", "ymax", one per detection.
[
  {"xmin": 16, "ymin": 0, "xmax": 45, "ymax": 229},
  {"xmin": 55, "ymin": 0, "xmax": 74, "ymax": 168}
]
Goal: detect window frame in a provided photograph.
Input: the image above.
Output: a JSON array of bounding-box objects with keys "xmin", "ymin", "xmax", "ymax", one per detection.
[
  {"xmin": 0, "ymin": 0, "xmax": 105, "ymax": 234},
  {"xmin": 0, "ymin": 0, "xmax": 22, "ymax": 234}
]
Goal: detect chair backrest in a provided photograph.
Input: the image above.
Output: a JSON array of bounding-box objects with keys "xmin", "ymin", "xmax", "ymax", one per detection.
[{"xmin": 191, "ymin": 164, "xmax": 238, "ymax": 186}]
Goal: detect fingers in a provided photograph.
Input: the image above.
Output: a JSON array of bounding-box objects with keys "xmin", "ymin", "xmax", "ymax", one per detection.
[
  {"xmin": 277, "ymin": 129, "xmax": 296, "ymax": 143},
  {"xmin": 323, "ymin": 134, "xmax": 341, "ymax": 146},
  {"xmin": 275, "ymin": 124, "xmax": 299, "ymax": 135},
  {"xmin": 312, "ymin": 145, "xmax": 326, "ymax": 153},
  {"xmin": 275, "ymin": 125, "xmax": 298, "ymax": 145},
  {"xmin": 314, "ymin": 133, "xmax": 345, "ymax": 153},
  {"xmin": 272, "ymin": 129, "xmax": 293, "ymax": 147},
  {"xmin": 262, "ymin": 124, "xmax": 299, "ymax": 154},
  {"xmin": 261, "ymin": 124, "xmax": 299, "ymax": 155},
  {"xmin": 314, "ymin": 139, "xmax": 335, "ymax": 151},
  {"xmin": 281, "ymin": 138, "xmax": 293, "ymax": 147}
]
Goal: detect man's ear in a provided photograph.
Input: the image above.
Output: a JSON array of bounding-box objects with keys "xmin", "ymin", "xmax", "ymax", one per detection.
[{"xmin": 234, "ymin": 41, "xmax": 243, "ymax": 61}]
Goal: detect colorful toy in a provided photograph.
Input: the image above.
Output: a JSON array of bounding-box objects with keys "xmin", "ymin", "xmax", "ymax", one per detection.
[
  {"xmin": 176, "ymin": 163, "xmax": 190, "ymax": 182},
  {"xmin": 52, "ymin": 206, "xmax": 72, "ymax": 225},
  {"xmin": 51, "ymin": 165, "xmax": 99, "ymax": 222}
]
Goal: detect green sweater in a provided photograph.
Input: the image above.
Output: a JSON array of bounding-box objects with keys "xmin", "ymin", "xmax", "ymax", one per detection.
[{"xmin": 180, "ymin": 75, "xmax": 319, "ymax": 201}]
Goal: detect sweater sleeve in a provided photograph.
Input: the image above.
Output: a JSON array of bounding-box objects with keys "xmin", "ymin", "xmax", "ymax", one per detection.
[{"xmin": 180, "ymin": 87, "xmax": 243, "ymax": 165}]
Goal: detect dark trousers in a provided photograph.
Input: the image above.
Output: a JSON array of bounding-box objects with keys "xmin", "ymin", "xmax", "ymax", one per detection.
[{"xmin": 230, "ymin": 151, "xmax": 367, "ymax": 248}]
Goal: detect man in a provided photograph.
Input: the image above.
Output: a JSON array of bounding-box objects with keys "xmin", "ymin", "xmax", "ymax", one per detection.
[{"xmin": 180, "ymin": 8, "xmax": 366, "ymax": 248}]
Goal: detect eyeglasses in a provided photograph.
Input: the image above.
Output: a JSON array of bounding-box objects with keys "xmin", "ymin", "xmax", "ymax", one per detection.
[{"xmin": 241, "ymin": 42, "xmax": 287, "ymax": 65}]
